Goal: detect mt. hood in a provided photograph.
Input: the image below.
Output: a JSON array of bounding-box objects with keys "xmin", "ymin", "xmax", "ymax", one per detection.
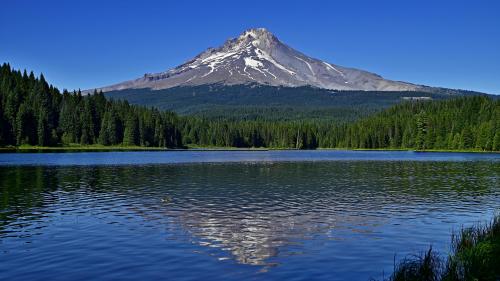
[{"xmin": 95, "ymin": 28, "xmax": 424, "ymax": 92}]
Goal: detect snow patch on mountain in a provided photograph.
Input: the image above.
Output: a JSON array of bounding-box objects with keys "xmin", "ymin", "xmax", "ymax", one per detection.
[
  {"xmin": 295, "ymin": 56, "xmax": 314, "ymax": 76},
  {"xmin": 244, "ymin": 57, "xmax": 263, "ymax": 68},
  {"xmin": 92, "ymin": 28, "xmax": 424, "ymax": 92}
]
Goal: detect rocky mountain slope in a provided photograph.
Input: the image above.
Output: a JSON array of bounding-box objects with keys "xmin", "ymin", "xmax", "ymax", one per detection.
[{"xmin": 93, "ymin": 28, "xmax": 425, "ymax": 92}]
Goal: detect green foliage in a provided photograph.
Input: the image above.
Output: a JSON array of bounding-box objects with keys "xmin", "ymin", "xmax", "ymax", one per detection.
[
  {"xmin": 338, "ymin": 96, "xmax": 499, "ymax": 151},
  {"xmin": 384, "ymin": 215, "xmax": 500, "ymax": 281},
  {"xmin": 123, "ymin": 114, "xmax": 139, "ymax": 146},
  {"xmin": 443, "ymin": 215, "xmax": 500, "ymax": 281},
  {"xmin": 0, "ymin": 63, "xmax": 182, "ymax": 148},
  {"xmin": 415, "ymin": 111, "xmax": 428, "ymax": 150},
  {"xmin": 389, "ymin": 248, "xmax": 442, "ymax": 281},
  {"xmin": 178, "ymin": 96, "xmax": 498, "ymax": 151}
]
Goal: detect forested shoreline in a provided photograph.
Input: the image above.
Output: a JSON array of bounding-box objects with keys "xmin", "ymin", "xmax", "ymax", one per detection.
[
  {"xmin": 1, "ymin": 64, "xmax": 498, "ymax": 151},
  {"xmin": 0, "ymin": 64, "xmax": 182, "ymax": 148}
]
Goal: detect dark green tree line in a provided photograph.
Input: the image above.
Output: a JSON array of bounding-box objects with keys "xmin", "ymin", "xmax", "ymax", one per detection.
[
  {"xmin": 0, "ymin": 63, "xmax": 182, "ymax": 147},
  {"xmin": 178, "ymin": 96, "xmax": 498, "ymax": 151}
]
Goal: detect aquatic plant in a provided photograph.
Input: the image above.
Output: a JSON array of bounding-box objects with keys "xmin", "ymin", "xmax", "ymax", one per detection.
[
  {"xmin": 389, "ymin": 248, "xmax": 442, "ymax": 281},
  {"xmin": 443, "ymin": 215, "xmax": 500, "ymax": 281},
  {"xmin": 384, "ymin": 214, "xmax": 500, "ymax": 281}
]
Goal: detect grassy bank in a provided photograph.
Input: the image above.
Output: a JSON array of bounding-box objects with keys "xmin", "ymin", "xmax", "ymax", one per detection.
[
  {"xmin": 0, "ymin": 144, "xmax": 173, "ymax": 152},
  {"xmin": 183, "ymin": 144, "xmax": 269, "ymax": 150},
  {"xmin": 0, "ymin": 144, "xmax": 497, "ymax": 153},
  {"xmin": 385, "ymin": 214, "xmax": 500, "ymax": 281},
  {"xmin": 0, "ymin": 144, "xmax": 271, "ymax": 152},
  {"xmin": 354, "ymin": 148, "xmax": 499, "ymax": 153}
]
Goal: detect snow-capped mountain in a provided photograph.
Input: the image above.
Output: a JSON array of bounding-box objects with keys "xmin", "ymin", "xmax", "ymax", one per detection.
[{"xmin": 94, "ymin": 28, "xmax": 423, "ymax": 92}]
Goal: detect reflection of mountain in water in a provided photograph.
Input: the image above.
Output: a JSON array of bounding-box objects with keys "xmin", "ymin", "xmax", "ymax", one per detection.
[
  {"xmin": 1, "ymin": 162, "xmax": 498, "ymax": 266},
  {"xmin": 167, "ymin": 199, "xmax": 341, "ymax": 265},
  {"xmin": 147, "ymin": 162, "xmax": 497, "ymax": 265}
]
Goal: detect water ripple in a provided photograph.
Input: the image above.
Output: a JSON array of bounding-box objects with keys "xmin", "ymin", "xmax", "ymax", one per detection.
[{"xmin": 0, "ymin": 159, "xmax": 499, "ymax": 281}]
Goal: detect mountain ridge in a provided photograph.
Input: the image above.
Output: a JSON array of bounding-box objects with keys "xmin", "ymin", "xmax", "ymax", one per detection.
[{"xmin": 91, "ymin": 28, "xmax": 428, "ymax": 92}]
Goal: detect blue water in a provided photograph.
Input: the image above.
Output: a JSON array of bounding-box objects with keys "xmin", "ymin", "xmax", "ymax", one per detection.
[
  {"xmin": 0, "ymin": 150, "xmax": 498, "ymax": 166},
  {"xmin": 0, "ymin": 150, "xmax": 499, "ymax": 280}
]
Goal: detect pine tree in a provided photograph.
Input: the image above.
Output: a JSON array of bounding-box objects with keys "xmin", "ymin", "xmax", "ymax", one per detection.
[
  {"xmin": 123, "ymin": 115, "xmax": 139, "ymax": 146},
  {"xmin": 98, "ymin": 111, "xmax": 111, "ymax": 145},
  {"xmin": 461, "ymin": 127, "xmax": 474, "ymax": 149},
  {"xmin": 80, "ymin": 99, "xmax": 95, "ymax": 145},
  {"xmin": 493, "ymin": 132, "xmax": 500, "ymax": 151},
  {"xmin": 475, "ymin": 122, "xmax": 493, "ymax": 150},
  {"xmin": 415, "ymin": 111, "xmax": 428, "ymax": 149},
  {"xmin": 15, "ymin": 104, "xmax": 36, "ymax": 145},
  {"xmin": 37, "ymin": 109, "xmax": 48, "ymax": 146}
]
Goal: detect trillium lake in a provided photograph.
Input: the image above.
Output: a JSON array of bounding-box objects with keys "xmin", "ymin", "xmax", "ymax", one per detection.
[{"xmin": 0, "ymin": 150, "xmax": 499, "ymax": 280}]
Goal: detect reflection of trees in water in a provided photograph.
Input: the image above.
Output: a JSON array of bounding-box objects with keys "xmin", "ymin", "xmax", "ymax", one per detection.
[
  {"xmin": 0, "ymin": 166, "xmax": 126, "ymax": 236},
  {"xmin": 0, "ymin": 161, "xmax": 498, "ymax": 265},
  {"xmin": 0, "ymin": 167, "xmax": 59, "ymax": 235}
]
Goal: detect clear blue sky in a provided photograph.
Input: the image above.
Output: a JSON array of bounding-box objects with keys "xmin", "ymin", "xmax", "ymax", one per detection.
[{"xmin": 1, "ymin": 0, "xmax": 499, "ymax": 94}]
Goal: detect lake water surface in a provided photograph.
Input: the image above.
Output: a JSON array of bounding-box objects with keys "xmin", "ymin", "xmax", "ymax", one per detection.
[{"xmin": 0, "ymin": 150, "xmax": 499, "ymax": 280}]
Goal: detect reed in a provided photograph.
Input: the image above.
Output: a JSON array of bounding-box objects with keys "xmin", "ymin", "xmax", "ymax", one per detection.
[{"xmin": 384, "ymin": 214, "xmax": 500, "ymax": 281}]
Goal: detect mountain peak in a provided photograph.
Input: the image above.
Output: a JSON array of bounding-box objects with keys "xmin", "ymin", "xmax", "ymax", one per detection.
[
  {"xmin": 93, "ymin": 28, "xmax": 423, "ymax": 92},
  {"xmin": 240, "ymin": 28, "xmax": 275, "ymax": 40},
  {"xmin": 220, "ymin": 27, "xmax": 279, "ymax": 53}
]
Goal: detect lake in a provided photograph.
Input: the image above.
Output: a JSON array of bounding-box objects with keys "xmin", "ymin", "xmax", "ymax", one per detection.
[{"xmin": 0, "ymin": 150, "xmax": 499, "ymax": 280}]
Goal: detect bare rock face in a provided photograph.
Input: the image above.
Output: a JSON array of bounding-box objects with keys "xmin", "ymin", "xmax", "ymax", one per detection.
[{"xmin": 94, "ymin": 28, "xmax": 423, "ymax": 92}]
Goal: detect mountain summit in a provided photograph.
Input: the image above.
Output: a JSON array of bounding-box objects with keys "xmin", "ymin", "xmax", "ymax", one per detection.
[{"xmin": 95, "ymin": 28, "xmax": 423, "ymax": 92}]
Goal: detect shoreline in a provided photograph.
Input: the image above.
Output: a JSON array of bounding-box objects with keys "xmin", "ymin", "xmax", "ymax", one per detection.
[{"xmin": 0, "ymin": 145, "xmax": 498, "ymax": 154}]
